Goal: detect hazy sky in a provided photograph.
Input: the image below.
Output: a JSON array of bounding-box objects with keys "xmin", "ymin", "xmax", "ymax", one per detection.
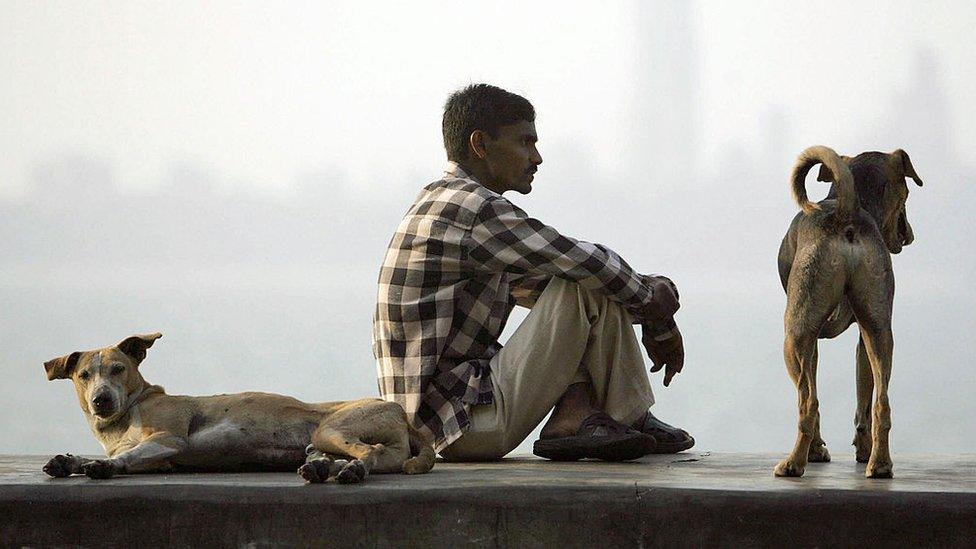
[
  {"xmin": 5, "ymin": 2, "xmax": 975, "ymax": 198},
  {"xmin": 2, "ymin": 1, "xmax": 974, "ymax": 460}
]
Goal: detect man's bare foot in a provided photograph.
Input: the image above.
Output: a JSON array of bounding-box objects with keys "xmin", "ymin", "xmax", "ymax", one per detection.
[{"xmin": 539, "ymin": 382, "xmax": 597, "ymax": 439}]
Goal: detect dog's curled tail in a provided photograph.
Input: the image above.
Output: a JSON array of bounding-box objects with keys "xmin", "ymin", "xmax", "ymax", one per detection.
[
  {"xmin": 402, "ymin": 419, "xmax": 436, "ymax": 475},
  {"xmin": 791, "ymin": 145, "xmax": 856, "ymax": 222}
]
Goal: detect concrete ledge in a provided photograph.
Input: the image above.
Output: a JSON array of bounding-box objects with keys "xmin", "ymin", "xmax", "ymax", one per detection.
[{"xmin": 3, "ymin": 453, "xmax": 975, "ymax": 547}]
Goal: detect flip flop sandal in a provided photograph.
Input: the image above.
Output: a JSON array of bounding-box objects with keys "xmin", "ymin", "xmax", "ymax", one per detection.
[
  {"xmin": 637, "ymin": 412, "xmax": 695, "ymax": 454},
  {"xmin": 533, "ymin": 412, "xmax": 657, "ymax": 462}
]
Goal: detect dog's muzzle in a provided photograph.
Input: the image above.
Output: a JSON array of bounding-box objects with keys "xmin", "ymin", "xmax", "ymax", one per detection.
[
  {"xmin": 898, "ymin": 211, "xmax": 914, "ymax": 248},
  {"xmin": 91, "ymin": 391, "xmax": 117, "ymax": 417},
  {"xmin": 887, "ymin": 209, "xmax": 913, "ymax": 254}
]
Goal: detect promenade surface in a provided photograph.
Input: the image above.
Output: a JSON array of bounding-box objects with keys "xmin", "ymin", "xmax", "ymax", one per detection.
[{"xmin": 2, "ymin": 452, "xmax": 974, "ymax": 547}]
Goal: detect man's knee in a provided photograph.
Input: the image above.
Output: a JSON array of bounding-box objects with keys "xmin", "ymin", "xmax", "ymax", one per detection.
[
  {"xmin": 548, "ymin": 277, "xmax": 600, "ymax": 300},
  {"xmin": 545, "ymin": 278, "xmax": 623, "ymax": 321}
]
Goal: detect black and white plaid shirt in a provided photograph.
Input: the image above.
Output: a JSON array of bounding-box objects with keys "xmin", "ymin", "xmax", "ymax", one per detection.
[{"xmin": 374, "ymin": 162, "xmax": 666, "ymax": 451}]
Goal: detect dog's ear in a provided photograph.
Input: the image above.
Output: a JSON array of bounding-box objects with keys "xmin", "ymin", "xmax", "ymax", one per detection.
[
  {"xmin": 894, "ymin": 149, "xmax": 924, "ymax": 187},
  {"xmin": 816, "ymin": 156, "xmax": 851, "ymax": 182},
  {"xmin": 116, "ymin": 333, "xmax": 162, "ymax": 364},
  {"xmin": 44, "ymin": 351, "xmax": 82, "ymax": 381}
]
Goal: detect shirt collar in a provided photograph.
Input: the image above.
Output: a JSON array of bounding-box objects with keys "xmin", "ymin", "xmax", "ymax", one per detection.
[
  {"xmin": 443, "ymin": 161, "xmax": 472, "ymax": 180},
  {"xmin": 443, "ymin": 161, "xmax": 502, "ymax": 197}
]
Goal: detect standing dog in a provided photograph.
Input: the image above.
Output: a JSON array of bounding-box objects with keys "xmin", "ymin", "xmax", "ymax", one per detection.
[
  {"xmin": 42, "ymin": 333, "xmax": 435, "ymax": 483},
  {"xmin": 775, "ymin": 146, "xmax": 923, "ymax": 478}
]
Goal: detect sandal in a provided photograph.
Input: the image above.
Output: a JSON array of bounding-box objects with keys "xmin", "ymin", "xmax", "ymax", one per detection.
[
  {"xmin": 533, "ymin": 412, "xmax": 657, "ymax": 461},
  {"xmin": 635, "ymin": 412, "xmax": 695, "ymax": 453}
]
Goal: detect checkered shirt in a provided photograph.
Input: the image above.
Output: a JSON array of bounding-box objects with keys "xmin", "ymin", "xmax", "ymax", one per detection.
[{"xmin": 374, "ymin": 162, "xmax": 666, "ymax": 452}]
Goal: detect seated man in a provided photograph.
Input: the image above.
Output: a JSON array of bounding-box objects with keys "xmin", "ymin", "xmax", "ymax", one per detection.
[{"xmin": 373, "ymin": 83, "xmax": 693, "ymax": 461}]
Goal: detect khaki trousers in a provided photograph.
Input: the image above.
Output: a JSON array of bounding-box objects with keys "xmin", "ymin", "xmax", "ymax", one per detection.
[{"xmin": 439, "ymin": 278, "xmax": 655, "ymax": 460}]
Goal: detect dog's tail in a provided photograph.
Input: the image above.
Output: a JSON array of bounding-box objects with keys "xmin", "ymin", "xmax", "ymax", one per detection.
[
  {"xmin": 790, "ymin": 145, "xmax": 856, "ymax": 222},
  {"xmin": 402, "ymin": 417, "xmax": 436, "ymax": 475}
]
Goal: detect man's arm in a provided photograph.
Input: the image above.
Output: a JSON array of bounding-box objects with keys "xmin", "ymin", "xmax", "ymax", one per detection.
[{"xmin": 466, "ymin": 197, "xmax": 661, "ymax": 321}]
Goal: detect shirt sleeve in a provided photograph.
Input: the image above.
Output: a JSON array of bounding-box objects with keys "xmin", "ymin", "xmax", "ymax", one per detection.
[{"xmin": 466, "ymin": 196, "xmax": 655, "ymax": 322}]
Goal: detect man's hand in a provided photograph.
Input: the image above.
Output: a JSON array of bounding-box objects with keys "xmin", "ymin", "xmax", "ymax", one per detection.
[
  {"xmin": 642, "ymin": 276, "xmax": 680, "ymax": 322},
  {"xmin": 642, "ymin": 323, "xmax": 684, "ymax": 387}
]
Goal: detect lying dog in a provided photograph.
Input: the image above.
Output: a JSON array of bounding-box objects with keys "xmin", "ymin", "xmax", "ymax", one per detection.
[
  {"xmin": 42, "ymin": 333, "xmax": 434, "ymax": 483},
  {"xmin": 775, "ymin": 146, "xmax": 923, "ymax": 478}
]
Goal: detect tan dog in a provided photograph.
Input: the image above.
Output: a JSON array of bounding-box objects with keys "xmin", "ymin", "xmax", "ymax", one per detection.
[
  {"xmin": 775, "ymin": 146, "xmax": 923, "ymax": 478},
  {"xmin": 42, "ymin": 333, "xmax": 434, "ymax": 483}
]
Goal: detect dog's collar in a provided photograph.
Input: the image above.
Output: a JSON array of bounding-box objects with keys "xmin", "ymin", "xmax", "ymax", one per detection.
[
  {"xmin": 91, "ymin": 384, "xmax": 164, "ymax": 429},
  {"xmin": 123, "ymin": 385, "xmax": 147, "ymax": 412},
  {"xmin": 122, "ymin": 384, "xmax": 164, "ymax": 415}
]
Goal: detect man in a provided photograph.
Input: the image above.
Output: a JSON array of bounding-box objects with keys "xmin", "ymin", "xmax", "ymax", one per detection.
[{"xmin": 374, "ymin": 84, "xmax": 693, "ymax": 461}]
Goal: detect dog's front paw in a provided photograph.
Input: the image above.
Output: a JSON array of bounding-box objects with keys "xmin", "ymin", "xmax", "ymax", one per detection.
[
  {"xmin": 774, "ymin": 458, "xmax": 805, "ymax": 477},
  {"xmin": 82, "ymin": 460, "xmax": 117, "ymax": 479},
  {"xmin": 335, "ymin": 459, "xmax": 368, "ymax": 484},
  {"xmin": 807, "ymin": 444, "xmax": 831, "ymax": 463},
  {"xmin": 43, "ymin": 454, "xmax": 76, "ymax": 478},
  {"xmin": 865, "ymin": 459, "xmax": 893, "ymax": 479},
  {"xmin": 298, "ymin": 457, "xmax": 333, "ymax": 484}
]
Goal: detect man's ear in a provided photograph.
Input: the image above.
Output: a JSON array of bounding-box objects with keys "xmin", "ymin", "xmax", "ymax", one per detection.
[
  {"xmin": 469, "ymin": 130, "xmax": 488, "ymax": 160},
  {"xmin": 44, "ymin": 351, "xmax": 81, "ymax": 381},
  {"xmin": 116, "ymin": 333, "xmax": 162, "ymax": 364},
  {"xmin": 894, "ymin": 149, "xmax": 924, "ymax": 186}
]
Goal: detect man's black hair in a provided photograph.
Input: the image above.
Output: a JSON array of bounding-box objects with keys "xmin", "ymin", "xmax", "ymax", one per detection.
[{"xmin": 442, "ymin": 84, "xmax": 535, "ymax": 162}]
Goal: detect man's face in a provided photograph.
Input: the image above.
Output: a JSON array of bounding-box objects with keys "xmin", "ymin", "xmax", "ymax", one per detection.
[{"xmin": 482, "ymin": 120, "xmax": 543, "ymax": 194}]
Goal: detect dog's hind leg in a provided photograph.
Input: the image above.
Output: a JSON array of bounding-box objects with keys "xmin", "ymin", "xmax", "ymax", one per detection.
[
  {"xmin": 301, "ymin": 401, "xmax": 416, "ymax": 484},
  {"xmin": 849, "ymin": 253, "xmax": 895, "ymax": 478},
  {"xmin": 297, "ymin": 444, "xmax": 335, "ymax": 484},
  {"xmin": 848, "ymin": 308, "xmax": 894, "ymax": 477},
  {"xmin": 775, "ymin": 325, "xmax": 823, "ymax": 477},
  {"xmin": 308, "ymin": 425, "xmax": 401, "ymax": 484},
  {"xmin": 855, "ymin": 322, "xmax": 894, "ymax": 478},
  {"xmin": 853, "ymin": 336, "xmax": 874, "ymax": 463},
  {"xmin": 806, "ymin": 346, "xmax": 831, "ymax": 463},
  {"xmin": 776, "ymin": 249, "xmax": 845, "ymax": 478}
]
